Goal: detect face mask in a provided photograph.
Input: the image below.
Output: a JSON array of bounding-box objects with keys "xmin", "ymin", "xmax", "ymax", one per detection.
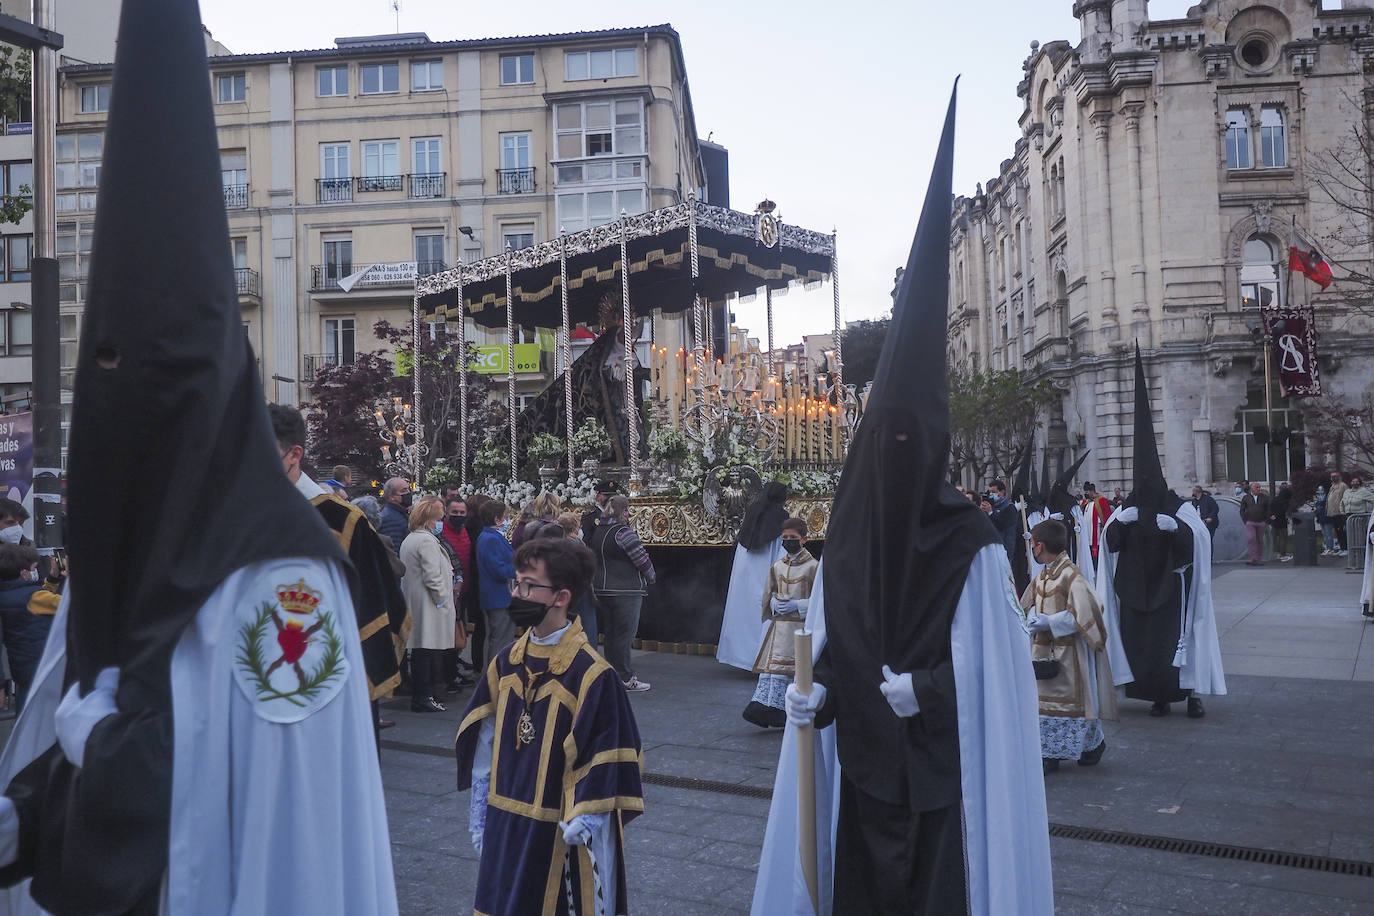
[
  {"xmin": 401, "ymin": 493, "xmax": 414, "ymax": 509},
  {"xmin": 781, "ymin": 538, "xmax": 802, "ymax": 555},
  {"xmin": 499, "ymin": 519, "xmax": 512, "ymax": 534},
  {"xmin": 432, "ymin": 520, "xmax": 444, "ymax": 536},
  {"xmin": 0, "ymin": 525, "xmax": 21, "ymax": 544},
  {"xmin": 507, "ymin": 595, "xmax": 552, "ymax": 628},
  {"xmin": 1234, "ymin": 487, "xmax": 1243, "ymax": 496},
  {"xmin": 449, "ymin": 514, "xmax": 465, "ymax": 526}
]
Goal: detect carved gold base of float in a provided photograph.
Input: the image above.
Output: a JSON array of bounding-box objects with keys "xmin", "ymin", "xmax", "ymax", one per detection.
[{"xmin": 628, "ymin": 496, "xmax": 832, "ymax": 548}]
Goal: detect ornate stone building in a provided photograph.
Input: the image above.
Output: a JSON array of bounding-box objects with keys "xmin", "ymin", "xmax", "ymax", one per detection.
[{"xmin": 949, "ymin": 0, "xmax": 1374, "ymax": 494}]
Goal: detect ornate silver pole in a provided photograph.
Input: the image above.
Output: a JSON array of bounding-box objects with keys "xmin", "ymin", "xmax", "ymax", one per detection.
[
  {"xmin": 506, "ymin": 245, "xmax": 517, "ymax": 483},
  {"xmin": 621, "ymin": 214, "xmax": 638, "ymax": 480},
  {"xmin": 831, "ymin": 231, "xmax": 842, "ymax": 392},
  {"xmin": 457, "ymin": 274, "xmax": 468, "ymax": 487},
  {"xmin": 561, "ymin": 230, "xmax": 575, "ymax": 483},
  {"xmin": 766, "ymin": 286, "xmax": 775, "ymax": 378},
  {"xmin": 688, "ymin": 197, "xmax": 704, "ymax": 434},
  {"xmin": 411, "ymin": 292, "xmax": 423, "ymax": 485}
]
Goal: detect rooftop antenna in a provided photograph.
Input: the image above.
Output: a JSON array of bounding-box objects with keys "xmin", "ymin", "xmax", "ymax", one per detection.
[{"xmin": 391, "ymin": 0, "xmax": 401, "ymax": 32}]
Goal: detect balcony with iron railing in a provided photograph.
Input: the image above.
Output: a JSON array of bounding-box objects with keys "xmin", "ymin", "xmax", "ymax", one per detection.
[
  {"xmin": 409, "ymin": 172, "xmax": 446, "ymax": 198},
  {"xmin": 356, "ymin": 174, "xmax": 403, "ymax": 193},
  {"xmin": 316, "ymin": 178, "xmax": 353, "ymax": 203},
  {"xmin": 310, "ymin": 261, "xmax": 445, "ymax": 292},
  {"xmin": 303, "ymin": 352, "xmax": 353, "ymax": 383},
  {"xmin": 416, "ymin": 259, "xmax": 447, "ymax": 278},
  {"xmin": 223, "ymin": 183, "xmax": 248, "ymax": 209},
  {"xmin": 235, "ymin": 266, "xmax": 260, "ymax": 300},
  {"xmin": 497, "ymin": 167, "xmax": 536, "ymax": 194}
]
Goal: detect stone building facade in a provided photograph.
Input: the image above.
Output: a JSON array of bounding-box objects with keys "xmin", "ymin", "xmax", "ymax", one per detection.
[{"xmin": 949, "ymin": 0, "xmax": 1374, "ymax": 495}]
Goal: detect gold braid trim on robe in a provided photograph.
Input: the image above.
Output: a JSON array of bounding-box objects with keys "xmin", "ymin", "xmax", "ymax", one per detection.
[{"xmin": 1020, "ymin": 553, "xmax": 1117, "ymax": 721}]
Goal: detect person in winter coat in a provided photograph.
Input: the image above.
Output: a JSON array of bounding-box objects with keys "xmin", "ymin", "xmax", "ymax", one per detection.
[
  {"xmin": 587, "ymin": 495, "xmax": 655, "ymax": 692},
  {"xmin": 476, "ymin": 498, "xmax": 518, "ymax": 664},
  {"xmin": 0, "ymin": 543, "xmax": 48, "ymax": 710},
  {"xmin": 400, "ymin": 496, "xmax": 457, "ymax": 713},
  {"xmin": 1269, "ymin": 483, "xmax": 1293, "ymax": 562}
]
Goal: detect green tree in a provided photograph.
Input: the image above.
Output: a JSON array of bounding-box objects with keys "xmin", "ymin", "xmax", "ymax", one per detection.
[
  {"xmin": 0, "ymin": 45, "xmax": 32, "ymax": 225},
  {"xmin": 838, "ymin": 315, "xmax": 890, "ymax": 391},
  {"xmin": 948, "ymin": 368, "xmax": 1055, "ymax": 486}
]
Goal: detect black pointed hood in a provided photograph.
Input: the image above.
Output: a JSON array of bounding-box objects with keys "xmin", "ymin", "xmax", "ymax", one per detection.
[
  {"xmin": 737, "ymin": 481, "xmax": 789, "ymax": 550},
  {"xmin": 1036, "ymin": 443, "xmax": 1053, "ymax": 512},
  {"xmin": 820, "ymin": 83, "xmax": 997, "ymax": 806},
  {"xmin": 1048, "ymin": 451, "xmax": 1089, "ymax": 518},
  {"xmin": 49, "ymin": 0, "xmax": 344, "ymax": 907},
  {"xmin": 1128, "ymin": 345, "xmax": 1177, "ymax": 513},
  {"xmin": 1011, "ymin": 436, "xmax": 1034, "ymax": 504}
]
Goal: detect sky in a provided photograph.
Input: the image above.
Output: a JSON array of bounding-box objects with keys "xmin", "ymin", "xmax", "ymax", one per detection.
[{"xmin": 197, "ymin": 0, "xmax": 1200, "ymax": 348}]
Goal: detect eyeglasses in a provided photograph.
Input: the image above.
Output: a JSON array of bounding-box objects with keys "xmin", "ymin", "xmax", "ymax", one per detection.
[{"xmin": 510, "ymin": 579, "xmax": 557, "ymax": 598}]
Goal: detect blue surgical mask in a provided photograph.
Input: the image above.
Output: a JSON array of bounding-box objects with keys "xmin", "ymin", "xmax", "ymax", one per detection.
[
  {"xmin": 1234, "ymin": 487, "xmax": 1242, "ymax": 495},
  {"xmin": 432, "ymin": 520, "xmax": 444, "ymax": 536}
]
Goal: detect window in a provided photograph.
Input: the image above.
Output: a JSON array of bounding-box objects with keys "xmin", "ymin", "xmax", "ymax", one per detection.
[
  {"xmin": 360, "ymin": 62, "xmax": 399, "ymax": 94},
  {"xmin": 554, "ymin": 99, "xmax": 642, "ymax": 159},
  {"xmin": 221, "ymin": 151, "xmax": 247, "ymax": 208},
  {"xmin": 1240, "ymin": 236, "xmax": 1280, "ymax": 310},
  {"xmin": 360, "ymin": 140, "xmax": 401, "ymax": 191},
  {"xmin": 415, "ymin": 233, "xmax": 444, "ymax": 275},
  {"xmin": 318, "ymin": 65, "xmax": 348, "ymax": 97},
  {"xmin": 555, "ymin": 189, "xmax": 645, "ymax": 232},
  {"xmin": 1, "ymin": 162, "xmax": 32, "ymax": 204},
  {"xmin": 1225, "ymin": 110, "xmax": 1251, "ymax": 170},
  {"xmin": 79, "ymin": 84, "xmax": 111, "ymax": 113},
  {"xmin": 499, "ymin": 132, "xmax": 534, "ymax": 193},
  {"xmin": 55, "ymin": 133, "xmax": 101, "ymax": 212},
  {"xmin": 216, "ymin": 72, "xmax": 245, "ymax": 103},
  {"xmin": 56, "ymin": 221, "xmax": 92, "ymax": 302},
  {"xmin": 411, "ymin": 137, "xmax": 443, "ymax": 198},
  {"xmin": 411, "ymin": 59, "xmax": 442, "ymax": 91},
  {"xmin": 60, "ymin": 313, "xmax": 78, "ymax": 369},
  {"xmin": 4, "ymin": 235, "xmax": 32, "ymax": 282},
  {"xmin": 319, "ymin": 143, "xmax": 351, "ymax": 202},
  {"xmin": 1226, "ymin": 390, "xmax": 1304, "ymax": 483},
  {"xmin": 501, "ymin": 223, "xmax": 534, "ymax": 251},
  {"xmin": 500, "ymin": 53, "xmax": 534, "ymax": 85},
  {"xmin": 1260, "ymin": 107, "xmax": 1287, "ymax": 168},
  {"xmin": 322, "ymin": 234, "xmax": 352, "ymax": 283},
  {"xmin": 231, "ymin": 237, "xmax": 248, "ymax": 270},
  {"xmin": 564, "ymin": 48, "xmax": 636, "ymax": 81},
  {"xmin": 323, "ymin": 317, "xmax": 356, "ymax": 367},
  {"xmin": 0, "ymin": 310, "xmax": 31, "ymax": 356}
]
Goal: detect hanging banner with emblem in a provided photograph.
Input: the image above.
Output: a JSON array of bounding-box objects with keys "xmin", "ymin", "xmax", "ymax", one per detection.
[{"xmin": 1261, "ymin": 306, "xmax": 1321, "ymax": 397}]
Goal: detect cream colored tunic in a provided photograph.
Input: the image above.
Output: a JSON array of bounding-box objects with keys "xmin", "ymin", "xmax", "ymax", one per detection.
[
  {"xmin": 752, "ymin": 549, "xmax": 818, "ymax": 676},
  {"xmin": 1020, "ymin": 553, "xmax": 1117, "ymax": 721}
]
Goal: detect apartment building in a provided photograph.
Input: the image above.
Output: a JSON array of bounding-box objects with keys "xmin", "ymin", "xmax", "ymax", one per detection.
[{"xmin": 55, "ymin": 23, "xmax": 709, "ymax": 413}]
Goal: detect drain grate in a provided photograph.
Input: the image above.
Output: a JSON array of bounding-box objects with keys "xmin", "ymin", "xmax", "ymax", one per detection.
[
  {"xmin": 384, "ymin": 738, "xmax": 1372, "ymax": 878},
  {"xmin": 642, "ymin": 772, "xmax": 772, "ymax": 799},
  {"xmin": 1049, "ymin": 823, "xmax": 1374, "ymax": 878}
]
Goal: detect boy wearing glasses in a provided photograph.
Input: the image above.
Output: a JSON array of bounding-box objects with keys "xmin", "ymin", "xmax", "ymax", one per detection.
[
  {"xmin": 743, "ymin": 518, "xmax": 818, "ymax": 729},
  {"xmin": 456, "ymin": 537, "xmax": 644, "ymax": 916}
]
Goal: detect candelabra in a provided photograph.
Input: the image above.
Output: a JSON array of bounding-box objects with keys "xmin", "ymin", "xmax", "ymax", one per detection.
[{"xmin": 375, "ymin": 396, "xmax": 428, "ymax": 482}]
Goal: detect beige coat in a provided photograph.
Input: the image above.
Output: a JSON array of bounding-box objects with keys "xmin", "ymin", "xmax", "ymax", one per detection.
[
  {"xmin": 752, "ymin": 549, "xmax": 818, "ymax": 676},
  {"xmin": 1020, "ymin": 553, "xmax": 1117, "ymax": 721},
  {"xmin": 400, "ymin": 529, "xmax": 456, "ymax": 650}
]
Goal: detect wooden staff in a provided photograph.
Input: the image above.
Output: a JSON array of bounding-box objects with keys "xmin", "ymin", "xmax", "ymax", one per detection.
[{"xmin": 794, "ymin": 629, "xmax": 819, "ymax": 912}]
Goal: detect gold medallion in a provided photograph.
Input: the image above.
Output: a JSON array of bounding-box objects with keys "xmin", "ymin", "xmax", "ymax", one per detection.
[{"xmin": 517, "ymin": 711, "xmax": 536, "ymax": 747}]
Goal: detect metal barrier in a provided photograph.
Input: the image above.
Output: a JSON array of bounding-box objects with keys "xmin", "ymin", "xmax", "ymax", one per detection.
[{"xmin": 1348, "ymin": 513, "xmax": 1370, "ymax": 573}]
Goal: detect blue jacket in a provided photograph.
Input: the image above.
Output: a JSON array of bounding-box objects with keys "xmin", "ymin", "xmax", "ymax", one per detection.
[
  {"xmin": 377, "ymin": 502, "xmax": 409, "ymax": 550},
  {"xmin": 0, "ymin": 578, "xmax": 48, "ymax": 693},
  {"xmin": 476, "ymin": 527, "xmax": 517, "ymax": 611}
]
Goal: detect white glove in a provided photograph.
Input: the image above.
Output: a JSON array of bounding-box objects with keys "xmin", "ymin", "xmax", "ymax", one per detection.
[
  {"xmin": 1027, "ymin": 614, "xmax": 1052, "ymax": 634},
  {"xmin": 879, "ymin": 665, "xmax": 920, "ymax": 718},
  {"xmin": 54, "ymin": 667, "xmax": 119, "ymax": 768},
  {"xmin": 1155, "ymin": 514, "xmax": 1178, "ymax": 532},
  {"xmin": 1118, "ymin": 507, "xmax": 1139, "ymax": 523},
  {"xmin": 785, "ymin": 682, "xmax": 826, "ymax": 728},
  {"xmin": 0, "ymin": 797, "xmax": 17, "ymax": 868},
  {"xmin": 560, "ymin": 813, "xmax": 608, "ymax": 847},
  {"xmin": 470, "ymin": 830, "xmax": 483, "ymax": 857}
]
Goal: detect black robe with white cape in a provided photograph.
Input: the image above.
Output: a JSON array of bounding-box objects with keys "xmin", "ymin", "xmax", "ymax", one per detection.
[{"xmin": 751, "ymin": 552, "xmax": 1054, "ymax": 915}]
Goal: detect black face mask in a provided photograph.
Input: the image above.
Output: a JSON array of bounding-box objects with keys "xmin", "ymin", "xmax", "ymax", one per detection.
[
  {"xmin": 781, "ymin": 538, "xmax": 803, "ymax": 554},
  {"xmin": 400, "ymin": 493, "xmax": 413, "ymax": 510},
  {"xmin": 507, "ymin": 595, "xmax": 552, "ymax": 629},
  {"xmin": 449, "ymin": 514, "xmax": 465, "ymax": 526}
]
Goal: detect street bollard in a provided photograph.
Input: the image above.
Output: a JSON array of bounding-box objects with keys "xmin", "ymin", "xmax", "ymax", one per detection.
[{"xmin": 1291, "ymin": 511, "xmax": 1318, "ymax": 567}]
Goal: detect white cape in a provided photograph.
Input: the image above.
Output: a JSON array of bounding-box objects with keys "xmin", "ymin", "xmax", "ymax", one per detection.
[
  {"xmin": 717, "ymin": 537, "xmax": 782, "ymax": 669},
  {"xmin": 1097, "ymin": 502, "xmax": 1226, "ymax": 696},
  {"xmin": 751, "ymin": 545, "xmax": 1054, "ymax": 915},
  {"xmin": 0, "ymin": 558, "xmax": 398, "ymax": 915},
  {"xmin": 1360, "ymin": 512, "xmax": 1374, "ymax": 611},
  {"xmin": 1074, "ymin": 505, "xmax": 1096, "ymax": 582}
]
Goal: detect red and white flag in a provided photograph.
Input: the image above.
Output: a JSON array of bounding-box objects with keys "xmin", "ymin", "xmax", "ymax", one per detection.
[{"xmin": 1287, "ymin": 225, "xmax": 1334, "ymax": 290}]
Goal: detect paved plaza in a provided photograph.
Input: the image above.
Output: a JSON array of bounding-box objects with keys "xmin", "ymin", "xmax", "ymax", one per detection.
[{"xmin": 384, "ymin": 557, "xmax": 1374, "ymax": 914}]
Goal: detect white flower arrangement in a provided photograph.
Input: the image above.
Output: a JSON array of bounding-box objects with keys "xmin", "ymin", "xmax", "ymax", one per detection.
[
  {"xmin": 472, "ymin": 440, "xmax": 510, "ymax": 482},
  {"xmin": 527, "ymin": 432, "xmax": 566, "ymax": 467},
  {"xmin": 552, "ymin": 472, "xmax": 600, "ymax": 509},
  {"xmin": 570, "ymin": 418, "xmax": 612, "ymax": 462},
  {"xmin": 468, "ymin": 477, "xmax": 537, "ymax": 510},
  {"xmin": 423, "ymin": 458, "xmax": 460, "ymax": 492}
]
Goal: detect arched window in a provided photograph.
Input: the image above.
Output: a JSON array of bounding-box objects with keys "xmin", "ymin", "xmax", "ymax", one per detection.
[
  {"xmin": 1240, "ymin": 235, "xmax": 1280, "ymax": 309},
  {"xmin": 1226, "ymin": 110, "xmax": 1251, "ymax": 170},
  {"xmin": 1260, "ymin": 107, "xmax": 1286, "ymax": 168}
]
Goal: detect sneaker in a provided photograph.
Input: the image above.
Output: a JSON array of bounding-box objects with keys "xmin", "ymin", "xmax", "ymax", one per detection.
[
  {"xmin": 1339, "ymin": 549, "xmax": 1349, "ymax": 556},
  {"xmin": 622, "ymin": 676, "xmax": 651, "ymax": 693}
]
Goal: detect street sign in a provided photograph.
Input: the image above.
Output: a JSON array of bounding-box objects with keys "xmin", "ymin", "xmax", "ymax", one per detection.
[{"xmin": 470, "ymin": 343, "xmax": 541, "ymax": 374}]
